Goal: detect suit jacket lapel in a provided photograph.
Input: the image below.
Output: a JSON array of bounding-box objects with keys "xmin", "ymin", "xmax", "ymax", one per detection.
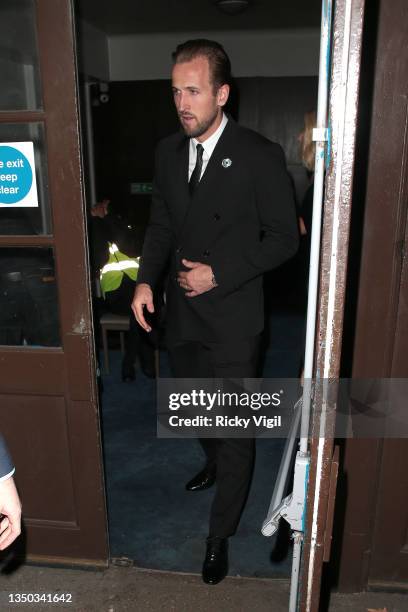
[
  {"xmin": 196, "ymin": 121, "xmax": 235, "ymax": 196},
  {"xmin": 178, "ymin": 119, "xmax": 237, "ymax": 239},
  {"xmin": 174, "ymin": 136, "xmax": 190, "ymax": 234}
]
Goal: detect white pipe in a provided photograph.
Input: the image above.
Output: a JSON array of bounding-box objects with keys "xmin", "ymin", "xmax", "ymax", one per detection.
[
  {"xmin": 83, "ymin": 82, "xmax": 97, "ymax": 205},
  {"xmin": 300, "ymin": 0, "xmax": 333, "ymax": 453}
]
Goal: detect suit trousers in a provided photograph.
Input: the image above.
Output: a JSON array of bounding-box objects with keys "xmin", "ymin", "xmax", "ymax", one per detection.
[{"xmin": 168, "ymin": 334, "xmax": 260, "ymax": 538}]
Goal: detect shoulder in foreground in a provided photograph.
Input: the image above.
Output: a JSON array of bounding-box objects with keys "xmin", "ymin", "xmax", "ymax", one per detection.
[{"xmin": 236, "ymin": 124, "xmax": 284, "ymax": 158}]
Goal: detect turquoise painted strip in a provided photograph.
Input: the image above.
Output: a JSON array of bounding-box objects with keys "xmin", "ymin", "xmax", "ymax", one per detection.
[{"xmin": 302, "ymin": 460, "xmax": 310, "ymax": 533}]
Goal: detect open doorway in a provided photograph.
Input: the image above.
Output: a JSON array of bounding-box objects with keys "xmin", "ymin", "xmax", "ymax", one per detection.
[{"xmin": 75, "ymin": 0, "xmax": 321, "ymax": 579}]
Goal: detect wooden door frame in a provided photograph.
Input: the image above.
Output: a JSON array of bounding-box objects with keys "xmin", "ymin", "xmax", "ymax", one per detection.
[
  {"xmin": 298, "ymin": 0, "xmax": 366, "ymax": 608},
  {"xmin": 0, "ymin": 0, "xmax": 108, "ymax": 563}
]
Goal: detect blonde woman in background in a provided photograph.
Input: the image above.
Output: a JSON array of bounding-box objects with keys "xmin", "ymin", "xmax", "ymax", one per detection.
[
  {"xmin": 298, "ymin": 112, "xmax": 316, "ymax": 384},
  {"xmin": 298, "ymin": 110, "xmax": 317, "ymax": 242}
]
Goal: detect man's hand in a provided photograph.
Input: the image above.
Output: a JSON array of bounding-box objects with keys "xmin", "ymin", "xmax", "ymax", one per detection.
[
  {"xmin": 90, "ymin": 199, "xmax": 110, "ymax": 218},
  {"xmin": 0, "ymin": 477, "xmax": 22, "ymax": 550},
  {"xmin": 131, "ymin": 283, "xmax": 154, "ymax": 332},
  {"xmin": 177, "ymin": 259, "xmax": 214, "ymax": 297}
]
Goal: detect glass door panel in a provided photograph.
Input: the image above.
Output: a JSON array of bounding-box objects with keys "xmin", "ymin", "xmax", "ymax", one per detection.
[
  {"xmin": 0, "ymin": 247, "xmax": 60, "ymax": 346},
  {"xmin": 0, "ymin": 0, "xmax": 43, "ymax": 111}
]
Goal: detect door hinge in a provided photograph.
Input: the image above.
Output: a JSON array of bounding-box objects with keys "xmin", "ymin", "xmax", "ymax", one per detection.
[{"xmin": 262, "ymin": 450, "xmax": 310, "ymax": 536}]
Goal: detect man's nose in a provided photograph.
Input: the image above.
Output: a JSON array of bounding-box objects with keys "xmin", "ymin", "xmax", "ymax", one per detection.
[{"xmin": 177, "ymin": 92, "xmax": 189, "ymax": 112}]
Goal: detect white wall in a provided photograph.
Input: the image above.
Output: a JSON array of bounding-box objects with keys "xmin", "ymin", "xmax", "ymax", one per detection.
[
  {"xmin": 108, "ymin": 29, "xmax": 320, "ymax": 81},
  {"xmin": 77, "ymin": 20, "xmax": 109, "ymax": 81}
]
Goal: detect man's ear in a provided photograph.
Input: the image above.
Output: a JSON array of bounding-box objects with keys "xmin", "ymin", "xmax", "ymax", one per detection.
[{"xmin": 217, "ymin": 84, "xmax": 230, "ymax": 108}]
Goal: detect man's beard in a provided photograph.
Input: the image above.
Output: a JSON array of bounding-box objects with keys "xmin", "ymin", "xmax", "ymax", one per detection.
[{"xmin": 179, "ymin": 108, "xmax": 219, "ymax": 138}]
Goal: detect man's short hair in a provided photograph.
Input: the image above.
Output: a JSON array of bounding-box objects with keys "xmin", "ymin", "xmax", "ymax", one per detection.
[{"xmin": 172, "ymin": 39, "xmax": 232, "ymax": 92}]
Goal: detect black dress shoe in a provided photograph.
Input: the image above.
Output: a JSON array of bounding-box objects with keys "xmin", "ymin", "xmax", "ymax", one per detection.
[
  {"xmin": 202, "ymin": 537, "xmax": 228, "ymax": 585},
  {"xmin": 185, "ymin": 466, "xmax": 216, "ymax": 491}
]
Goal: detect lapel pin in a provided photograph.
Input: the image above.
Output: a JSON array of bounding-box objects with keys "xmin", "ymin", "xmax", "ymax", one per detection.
[{"xmin": 222, "ymin": 158, "xmax": 232, "ymax": 168}]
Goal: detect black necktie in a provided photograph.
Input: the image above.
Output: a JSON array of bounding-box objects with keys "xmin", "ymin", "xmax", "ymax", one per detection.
[{"xmin": 189, "ymin": 143, "xmax": 204, "ymax": 196}]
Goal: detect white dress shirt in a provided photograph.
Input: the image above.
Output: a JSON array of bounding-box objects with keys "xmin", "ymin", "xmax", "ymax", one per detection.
[
  {"xmin": 0, "ymin": 468, "xmax": 15, "ymax": 482},
  {"xmin": 188, "ymin": 113, "xmax": 228, "ymax": 181}
]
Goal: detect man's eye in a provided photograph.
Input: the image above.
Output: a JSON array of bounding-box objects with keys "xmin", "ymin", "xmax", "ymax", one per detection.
[{"xmin": 190, "ymin": 90, "xmax": 199, "ymax": 95}]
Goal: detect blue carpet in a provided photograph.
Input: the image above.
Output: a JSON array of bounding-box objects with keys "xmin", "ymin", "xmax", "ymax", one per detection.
[{"xmin": 101, "ymin": 312, "xmax": 304, "ymax": 578}]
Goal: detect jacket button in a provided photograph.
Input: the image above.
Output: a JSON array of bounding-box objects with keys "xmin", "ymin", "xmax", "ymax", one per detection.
[
  {"xmin": 214, "ymin": 213, "xmax": 220, "ymax": 221},
  {"xmin": 203, "ymin": 250, "xmax": 210, "ymax": 257},
  {"xmin": 176, "ymin": 246, "xmax": 183, "ymax": 253}
]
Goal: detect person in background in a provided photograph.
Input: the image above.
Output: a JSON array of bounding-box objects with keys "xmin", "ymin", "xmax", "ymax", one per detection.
[
  {"xmin": 298, "ymin": 110, "xmax": 317, "ymax": 284},
  {"xmin": 89, "ymin": 198, "xmax": 158, "ymax": 381},
  {"xmin": 0, "ymin": 434, "xmax": 22, "ymax": 550},
  {"xmin": 298, "ymin": 111, "xmax": 317, "ymax": 385}
]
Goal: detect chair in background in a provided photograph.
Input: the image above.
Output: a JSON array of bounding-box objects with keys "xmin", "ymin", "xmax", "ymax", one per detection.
[{"xmin": 99, "ymin": 312, "xmax": 130, "ymax": 374}]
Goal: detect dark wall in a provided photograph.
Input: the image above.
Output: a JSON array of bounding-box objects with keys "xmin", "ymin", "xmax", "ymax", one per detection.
[
  {"xmin": 92, "ymin": 80, "xmax": 178, "ymax": 228},
  {"xmin": 92, "ymin": 76, "xmax": 318, "ymax": 227},
  {"xmin": 237, "ymin": 76, "xmax": 318, "ymax": 201}
]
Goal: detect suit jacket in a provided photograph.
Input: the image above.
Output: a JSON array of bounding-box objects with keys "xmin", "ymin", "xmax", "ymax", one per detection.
[
  {"xmin": 0, "ymin": 434, "xmax": 14, "ymax": 479},
  {"xmin": 138, "ymin": 118, "xmax": 298, "ymax": 343}
]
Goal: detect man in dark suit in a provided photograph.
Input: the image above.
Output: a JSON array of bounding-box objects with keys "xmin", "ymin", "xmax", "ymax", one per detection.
[
  {"xmin": 132, "ymin": 39, "xmax": 298, "ymax": 584},
  {"xmin": 0, "ymin": 434, "xmax": 22, "ymax": 550}
]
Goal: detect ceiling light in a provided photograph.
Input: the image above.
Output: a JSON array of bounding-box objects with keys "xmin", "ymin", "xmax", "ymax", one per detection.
[{"xmin": 214, "ymin": 0, "xmax": 251, "ymax": 15}]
